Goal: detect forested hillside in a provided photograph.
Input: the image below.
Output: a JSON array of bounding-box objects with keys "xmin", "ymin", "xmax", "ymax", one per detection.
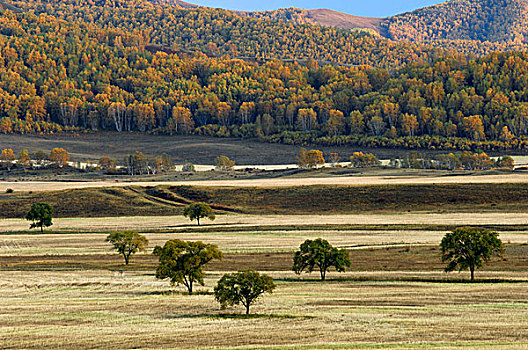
[
  {"xmin": 243, "ymin": 0, "xmax": 528, "ymax": 56},
  {"xmin": 10, "ymin": 0, "xmax": 440, "ymax": 69},
  {"xmin": 388, "ymin": 0, "xmax": 528, "ymax": 43},
  {"xmin": 384, "ymin": 0, "xmax": 528, "ymax": 54},
  {"xmin": 3, "ymin": 0, "xmax": 528, "ymax": 151}
]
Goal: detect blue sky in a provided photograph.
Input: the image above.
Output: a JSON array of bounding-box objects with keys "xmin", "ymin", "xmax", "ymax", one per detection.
[{"xmin": 187, "ymin": 1, "xmax": 445, "ymax": 17}]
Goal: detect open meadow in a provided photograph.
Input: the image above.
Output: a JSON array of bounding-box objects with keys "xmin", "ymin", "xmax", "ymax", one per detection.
[
  {"xmin": 5, "ymin": 0, "xmax": 528, "ymax": 346},
  {"xmin": 1, "ymin": 205, "xmax": 528, "ymax": 349},
  {"xmin": 2, "ymin": 160, "xmax": 528, "ymax": 348},
  {"xmin": 6, "ymin": 172, "xmax": 528, "ymax": 192},
  {"xmin": 0, "ymin": 133, "xmax": 416, "ymax": 165}
]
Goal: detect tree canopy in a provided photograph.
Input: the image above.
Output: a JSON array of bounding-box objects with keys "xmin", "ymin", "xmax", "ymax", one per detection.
[
  {"xmin": 214, "ymin": 269, "xmax": 276, "ymax": 315},
  {"xmin": 440, "ymin": 227, "xmax": 504, "ymax": 281},
  {"xmin": 153, "ymin": 239, "xmax": 223, "ymax": 294},
  {"xmin": 215, "ymin": 156, "xmax": 235, "ymax": 171},
  {"xmin": 25, "ymin": 202, "xmax": 53, "ymax": 232},
  {"xmin": 183, "ymin": 203, "xmax": 216, "ymax": 226},
  {"xmin": 385, "ymin": 0, "xmax": 528, "ymax": 55},
  {"xmin": 4, "ymin": 1, "xmax": 528, "ymax": 152},
  {"xmin": 49, "ymin": 148, "xmax": 69, "ymax": 168},
  {"xmin": 293, "ymin": 238, "xmax": 351, "ymax": 280},
  {"xmin": 106, "ymin": 231, "xmax": 149, "ymax": 265}
]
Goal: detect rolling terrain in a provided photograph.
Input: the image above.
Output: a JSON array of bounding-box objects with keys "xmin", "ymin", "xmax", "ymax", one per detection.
[
  {"xmin": 175, "ymin": 0, "xmax": 528, "ymax": 54},
  {"xmin": 4, "ymin": 0, "xmax": 528, "ymax": 153},
  {"xmin": 245, "ymin": 7, "xmax": 386, "ymax": 35},
  {"xmin": 248, "ymin": 0, "xmax": 528, "ymax": 54},
  {"xmin": 1, "ymin": 1, "xmax": 528, "ymax": 349},
  {"xmin": 3, "ymin": 182, "xmax": 528, "ymax": 218},
  {"xmin": 1, "ymin": 209, "xmax": 527, "ymax": 349}
]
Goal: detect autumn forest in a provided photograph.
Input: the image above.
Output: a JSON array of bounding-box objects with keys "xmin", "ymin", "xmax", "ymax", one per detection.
[{"xmin": 3, "ymin": 0, "xmax": 528, "ymax": 151}]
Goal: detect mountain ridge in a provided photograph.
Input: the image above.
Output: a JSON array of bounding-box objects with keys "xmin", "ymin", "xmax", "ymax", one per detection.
[
  {"xmin": 167, "ymin": 0, "xmax": 528, "ymax": 54},
  {"xmin": 243, "ymin": 7, "xmax": 386, "ymax": 35}
]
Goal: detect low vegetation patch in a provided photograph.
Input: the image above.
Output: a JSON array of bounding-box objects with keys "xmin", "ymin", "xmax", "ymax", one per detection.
[{"xmin": 4, "ymin": 183, "xmax": 528, "ymax": 218}]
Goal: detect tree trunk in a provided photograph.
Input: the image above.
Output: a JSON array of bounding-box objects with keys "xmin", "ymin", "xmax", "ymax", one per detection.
[
  {"xmin": 40, "ymin": 224, "xmax": 43, "ymax": 233},
  {"xmin": 197, "ymin": 218, "xmax": 200, "ymax": 226},
  {"xmin": 320, "ymin": 268, "xmax": 326, "ymax": 281},
  {"xmin": 246, "ymin": 303, "xmax": 250, "ymax": 315},
  {"xmin": 124, "ymin": 254, "xmax": 129, "ymax": 265},
  {"xmin": 188, "ymin": 280, "xmax": 193, "ymax": 294},
  {"xmin": 470, "ymin": 266, "xmax": 475, "ymax": 281}
]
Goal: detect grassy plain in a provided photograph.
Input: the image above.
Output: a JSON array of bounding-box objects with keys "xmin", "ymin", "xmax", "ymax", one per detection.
[
  {"xmin": 1, "ymin": 213, "xmax": 528, "ymax": 349},
  {"xmin": 0, "ymin": 133, "xmax": 414, "ymax": 165},
  {"xmin": 3, "ymin": 172, "xmax": 528, "ymax": 193},
  {"xmin": 1, "ymin": 147, "xmax": 528, "ymax": 348},
  {"xmin": 1, "ymin": 228, "xmax": 528, "ymax": 349}
]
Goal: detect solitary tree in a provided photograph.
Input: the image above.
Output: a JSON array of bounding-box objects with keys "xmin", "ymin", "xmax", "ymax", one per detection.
[
  {"xmin": 153, "ymin": 240, "xmax": 222, "ymax": 294},
  {"xmin": 26, "ymin": 202, "xmax": 53, "ymax": 232},
  {"xmin": 0, "ymin": 148, "xmax": 16, "ymax": 171},
  {"xmin": 215, "ymin": 155, "xmax": 235, "ymax": 171},
  {"xmin": 441, "ymin": 227, "xmax": 504, "ymax": 281},
  {"xmin": 297, "ymin": 148, "xmax": 325, "ymax": 169},
  {"xmin": 293, "ymin": 238, "xmax": 351, "ymax": 280},
  {"xmin": 214, "ymin": 270, "xmax": 276, "ymax": 315},
  {"xmin": 183, "ymin": 203, "xmax": 215, "ymax": 226},
  {"xmin": 106, "ymin": 231, "xmax": 149, "ymax": 265},
  {"xmin": 50, "ymin": 148, "xmax": 70, "ymax": 168},
  {"xmin": 17, "ymin": 149, "xmax": 31, "ymax": 169}
]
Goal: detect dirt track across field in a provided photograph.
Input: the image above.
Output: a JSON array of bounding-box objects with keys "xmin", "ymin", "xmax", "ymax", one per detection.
[{"xmin": 3, "ymin": 173, "xmax": 528, "ymax": 192}]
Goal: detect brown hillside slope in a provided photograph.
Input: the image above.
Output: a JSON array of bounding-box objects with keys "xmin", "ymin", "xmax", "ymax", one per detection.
[
  {"xmin": 157, "ymin": 0, "xmax": 199, "ymax": 8},
  {"xmin": 243, "ymin": 7, "xmax": 386, "ymax": 35},
  {"xmin": 305, "ymin": 8, "xmax": 384, "ymax": 33},
  {"xmin": 0, "ymin": 0, "xmax": 22, "ymax": 12}
]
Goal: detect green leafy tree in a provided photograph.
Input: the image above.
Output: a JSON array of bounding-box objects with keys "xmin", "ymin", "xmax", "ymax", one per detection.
[
  {"xmin": 153, "ymin": 240, "xmax": 222, "ymax": 294},
  {"xmin": 293, "ymin": 238, "xmax": 351, "ymax": 280},
  {"xmin": 25, "ymin": 202, "xmax": 53, "ymax": 232},
  {"xmin": 214, "ymin": 269, "xmax": 276, "ymax": 315},
  {"xmin": 183, "ymin": 203, "xmax": 215, "ymax": 226},
  {"xmin": 106, "ymin": 231, "xmax": 149, "ymax": 265},
  {"xmin": 441, "ymin": 227, "xmax": 504, "ymax": 281}
]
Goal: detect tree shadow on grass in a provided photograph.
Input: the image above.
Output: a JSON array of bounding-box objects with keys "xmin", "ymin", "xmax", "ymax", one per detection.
[
  {"xmin": 277, "ymin": 276, "xmax": 528, "ymax": 284},
  {"xmin": 138, "ymin": 290, "xmax": 214, "ymax": 296},
  {"xmin": 166, "ymin": 223, "xmax": 236, "ymax": 229},
  {"xmin": 164, "ymin": 313, "xmax": 314, "ymax": 320}
]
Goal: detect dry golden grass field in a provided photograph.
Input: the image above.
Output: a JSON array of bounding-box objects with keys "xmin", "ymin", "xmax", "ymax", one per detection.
[
  {"xmin": 2, "ymin": 165, "xmax": 528, "ymax": 348},
  {"xmin": 4, "ymin": 212, "xmax": 528, "ymax": 232},
  {"xmin": 5, "ymin": 173, "xmax": 528, "ymax": 193},
  {"xmin": 1, "ymin": 210, "xmax": 528, "ymax": 349}
]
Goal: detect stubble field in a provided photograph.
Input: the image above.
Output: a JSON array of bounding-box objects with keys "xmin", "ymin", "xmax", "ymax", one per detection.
[
  {"xmin": 2, "ymin": 151, "xmax": 528, "ymax": 349},
  {"xmin": 4, "ymin": 173, "xmax": 528, "ymax": 193},
  {"xmin": 1, "ymin": 209, "xmax": 528, "ymax": 349}
]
